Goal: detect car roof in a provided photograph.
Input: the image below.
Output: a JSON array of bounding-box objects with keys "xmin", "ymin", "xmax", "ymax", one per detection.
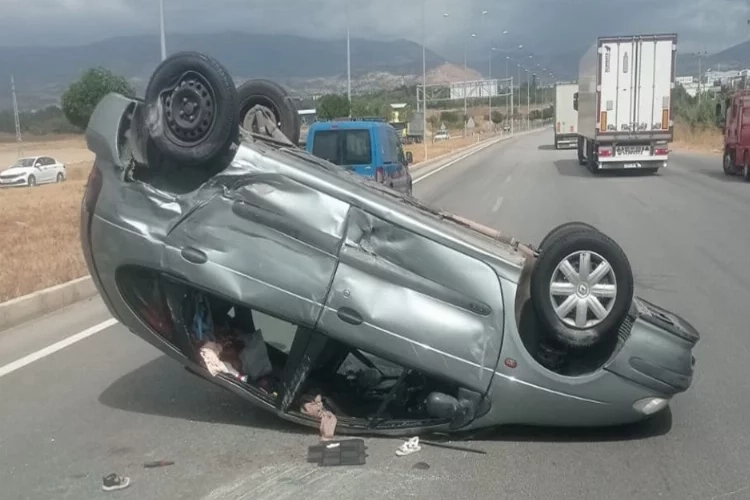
[{"xmin": 308, "ymin": 120, "xmax": 392, "ymax": 132}]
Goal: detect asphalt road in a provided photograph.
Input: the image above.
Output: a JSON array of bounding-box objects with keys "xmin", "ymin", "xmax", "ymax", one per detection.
[{"xmin": 2, "ymin": 129, "xmax": 749, "ymax": 500}]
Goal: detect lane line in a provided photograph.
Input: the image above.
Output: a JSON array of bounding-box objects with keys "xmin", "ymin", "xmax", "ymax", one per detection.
[
  {"xmin": 491, "ymin": 196, "xmax": 504, "ymax": 213},
  {"xmin": 0, "ymin": 318, "xmax": 118, "ymax": 378}
]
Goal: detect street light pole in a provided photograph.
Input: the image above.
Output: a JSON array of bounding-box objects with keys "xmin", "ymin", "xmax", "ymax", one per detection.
[
  {"xmin": 159, "ymin": 0, "xmax": 166, "ymax": 61},
  {"xmin": 346, "ymin": 1, "xmax": 351, "ymax": 117},
  {"xmin": 489, "ymin": 47, "xmax": 495, "ymax": 132},
  {"xmin": 526, "ymin": 69, "xmax": 530, "ymax": 130},
  {"xmin": 422, "ymin": 0, "xmax": 427, "ymax": 161}
]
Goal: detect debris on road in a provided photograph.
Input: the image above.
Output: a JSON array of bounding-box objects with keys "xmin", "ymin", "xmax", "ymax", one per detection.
[
  {"xmin": 307, "ymin": 438, "xmax": 367, "ymax": 466},
  {"xmin": 143, "ymin": 460, "xmax": 175, "ymax": 469},
  {"xmin": 101, "ymin": 473, "xmax": 131, "ymax": 492},
  {"xmin": 396, "ymin": 436, "xmax": 422, "ymax": 456}
]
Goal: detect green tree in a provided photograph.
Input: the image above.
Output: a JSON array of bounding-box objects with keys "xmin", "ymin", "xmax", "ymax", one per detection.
[
  {"xmin": 61, "ymin": 67, "xmax": 134, "ymax": 130},
  {"xmin": 317, "ymin": 94, "xmax": 351, "ymax": 120},
  {"xmin": 491, "ymin": 110, "xmax": 504, "ymax": 124}
]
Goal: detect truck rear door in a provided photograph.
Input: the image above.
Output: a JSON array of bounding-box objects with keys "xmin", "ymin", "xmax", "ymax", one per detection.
[{"xmin": 599, "ymin": 35, "xmax": 675, "ymax": 136}]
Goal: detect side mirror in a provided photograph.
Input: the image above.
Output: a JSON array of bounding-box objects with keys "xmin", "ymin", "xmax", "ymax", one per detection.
[
  {"xmin": 573, "ymin": 92, "xmax": 579, "ymax": 111},
  {"xmin": 405, "ymin": 151, "xmax": 413, "ymax": 164}
]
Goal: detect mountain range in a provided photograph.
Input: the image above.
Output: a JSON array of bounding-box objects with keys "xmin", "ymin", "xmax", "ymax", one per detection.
[{"xmin": 1, "ymin": 32, "xmax": 749, "ymax": 111}]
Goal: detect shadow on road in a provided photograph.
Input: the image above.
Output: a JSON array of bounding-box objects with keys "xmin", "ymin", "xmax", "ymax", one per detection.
[
  {"xmin": 99, "ymin": 355, "xmax": 303, "ymax": 435},
  {"xmin": 447, "ymin": 409, "xmax": 673, "ymax": 443},
  {"xmin": 537, "ymin": 144, "xmax": 558, "ymax": 151},
  {"xmin": 698, "ymin": 169, "xmax": 748, "ymax": 183},
  {"xmin": 554, "ymin": 160, "xmax": 662, "ymax": 179}
]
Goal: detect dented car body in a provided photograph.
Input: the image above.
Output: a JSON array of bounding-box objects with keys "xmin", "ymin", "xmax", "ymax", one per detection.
[{"xmin": 80, "ymin": 73, "xmax": 699, "ymax": 436}]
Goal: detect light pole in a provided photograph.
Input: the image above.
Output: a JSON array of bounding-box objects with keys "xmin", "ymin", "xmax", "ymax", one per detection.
[
  {"xmin": 463, "ymin": 33, "xmax": 477, "ymax": 138},
  {"xmin": 692, "ymin": 51, "xmax": 707, "ymax": 102},
  {"xmin": 489, "ymin": 47, "xmax": 497, "ymax": 132},
  {"xmin": 526, "ymin": 69, "xmax": 530, "ymax": 130},
  {"xmin": 421, "ymin": 0, "xmax": 427, "ymax": 160},
  {"xmin": 346, "ymin": 0, "xmax": 351, "ymax": 116},
  {"xmin": 159, "ymin": 0, "xmax": 166, "ymax": 61}
]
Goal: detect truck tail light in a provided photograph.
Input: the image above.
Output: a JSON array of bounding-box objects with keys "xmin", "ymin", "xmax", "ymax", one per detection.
[
  {"xmin": 376, "ymin": 167, "xmax": 385, "ymax": 183},
  {"xmin": 556, "ymin": 122, "xmax": 561, "ymax": 132},
  {"xmin": 598, "ymin": 146, "xmax": 613, "ymax": 157},
  {"xmin": 654, "ymin": 147, "xmax": 669, "ymax": 156},
  {"xmin": 600, "ymin": 112, "xmax": 607, "ymax": 131}
]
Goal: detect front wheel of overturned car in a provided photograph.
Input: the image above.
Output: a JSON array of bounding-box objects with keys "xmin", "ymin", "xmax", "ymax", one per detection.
[
  {"xmin": 530, "ymin": 229, "xmax": 634, "ymax": 349},
  {"xmin": 144, "ymin": 51, "xmax": 238, "ymax": 166},
  {"xmin": 538, "ymin": 221, "xmax": 599, "ymax": 252},
  {"xmin": 236, "ymin": 79, "xmax": 301, "ymax": 146}
]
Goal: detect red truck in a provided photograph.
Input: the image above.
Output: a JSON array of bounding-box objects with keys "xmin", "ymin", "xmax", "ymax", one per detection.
[{"xmin": 718, "ymin": 90, "xmax": 750, "ymax": 181}]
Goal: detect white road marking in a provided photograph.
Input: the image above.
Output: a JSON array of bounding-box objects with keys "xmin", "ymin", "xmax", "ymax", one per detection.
[
  {"xmin": 0, "ymin": 318, "xmax": 118, "ymax": 378},
  {"xmin": 491, "ymin": 196, "xmax": 504, "ymax": 213}
]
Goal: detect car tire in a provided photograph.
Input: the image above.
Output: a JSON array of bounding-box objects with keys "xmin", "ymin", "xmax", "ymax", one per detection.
[
  {"xmin": 577, "ymin": 137, "xmax": 586, "ymax": 166},
  {"xmin": 56, "ymin": 172, "xmax": 64, "ymax": 182},
  {"xmin": 27, "ymin": 175, "xmax": 36, "ymax": 187},
  {"xmin": 236, "ymin": 79, "xmax": 300, "ymax": 146},
  {"xmin": 743, "ymin": 154, "xmax": 750, "ymax": 182},
  {"xmin": 144, "ymin": 51, "xmax": 238, "ymax": 166},
  {"xmin": 538, "ymin": 222, "xmax": 599, "ymax": 252},
  {"xmin": 723, "ymin": 150, "xmax": 735, "ymax": 175},
  {"xmin": 530, "ymin": 228, "xmax": 634, "ymax": 349}
]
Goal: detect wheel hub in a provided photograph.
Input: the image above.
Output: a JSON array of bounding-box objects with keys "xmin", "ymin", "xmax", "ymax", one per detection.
[
  {"xmin": 549, "ymin": 250, "xmax": 618, "ymax": 329},
  {"xmin": 163, "ymin": 74, "xmax": 215, "ymax": 145}
]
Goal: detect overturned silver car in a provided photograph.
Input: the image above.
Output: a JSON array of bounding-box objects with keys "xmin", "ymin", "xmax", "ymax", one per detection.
[{"xmin": 80, "ymin": 51, "xmax": 699, "ymax": 436}]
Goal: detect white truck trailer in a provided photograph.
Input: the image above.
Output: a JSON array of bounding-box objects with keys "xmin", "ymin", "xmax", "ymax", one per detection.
[
  {"xmin": 574, "ymin": 34, "xmax": 677, "ymax": 174},
  {"xmin": 554, "ymin": 82, "xmax": 579, "ymax": 149}
]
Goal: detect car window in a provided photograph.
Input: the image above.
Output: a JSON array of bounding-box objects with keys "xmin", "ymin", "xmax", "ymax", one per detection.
[
  {"xmin": 13, "ymin": 158, "xmax": 35, "ymax": 168},
  {"xmin": 311, "ymin": 129, "xmax": 372, "ymax": 166}
]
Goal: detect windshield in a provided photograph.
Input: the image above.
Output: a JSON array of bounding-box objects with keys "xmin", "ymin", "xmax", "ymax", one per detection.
[
  {"xmin": 12, "ymin": 158, "xmax": 35, "ymax": 168},
  {"xmin": 311, "ymin": 129, "xmax": 372, "ymax": 166}
]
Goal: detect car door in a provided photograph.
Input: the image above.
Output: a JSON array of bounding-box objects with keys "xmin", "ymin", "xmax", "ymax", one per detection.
[
  {"xmin": 317, "ymin": 206, "xmax": 505, "ymax": 394},
  {"xmin": 162, "ymin": 172, "xmax": 350, "ymax": 328},
  {"xmin": 42, "ymin": 157, "xmax": 57, "ymax": 182},
  {"xmin": 32, "ymin": 158, "xmax": 48, "ymax": 183},
  {"xmin": 381, "ymin": 128, "xmax": 407, "ymax": 192}
]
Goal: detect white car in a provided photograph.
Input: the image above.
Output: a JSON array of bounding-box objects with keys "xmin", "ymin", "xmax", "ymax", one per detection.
[
  {"xmin": 0, "ymin": 156, "xmax": 67, "ymax": 187},
  {"xmin": 434, "ymin": 130, "xmax": 451, "ymax": 141}
]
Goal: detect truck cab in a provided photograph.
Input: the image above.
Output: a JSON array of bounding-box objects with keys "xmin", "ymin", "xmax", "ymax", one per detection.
[
  {"xmin": 717, "ymin": 90, "xmax": 750, "ymax": 181},
  {"xmin": 305, "ymin": 119, "xmax": 414, "ymax": 195}
]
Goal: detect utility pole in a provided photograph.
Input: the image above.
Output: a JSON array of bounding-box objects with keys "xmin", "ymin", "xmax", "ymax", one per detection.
[
  {"xmin": 11, "ymin": 75, "xmax": 22, "ymax": 157},
  {"xmin": 526, "ymin": 69, "xmax": 530, "ymax": 130},
  {"xmin": 159, "ymin": 0, "xmax": 166, "ymax": 61},
  {"xmin": 489, "ymin": 47, "xmax": 494, "ymax": 132},
  {"xmin": 421, "ymin": 0, "xmax": 427, "ymax": 161},
  {"xmin": 346, "ymin": 0, "xmax": 351, "ymax": 117}
]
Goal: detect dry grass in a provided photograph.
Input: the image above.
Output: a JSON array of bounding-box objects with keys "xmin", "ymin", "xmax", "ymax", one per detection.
[
  {"xmin": 404, "ymin": 129, "xmax": 496, "ymax": 164},
  {"xmin": 0, "ymin": 161, "xmax": 93, "ymax": 302},
  {"xmin": 672, "ymin": 122, "xmax": 723, "ymax": 155}
]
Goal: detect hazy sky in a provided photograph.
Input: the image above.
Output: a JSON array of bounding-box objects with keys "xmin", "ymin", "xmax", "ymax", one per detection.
[{"xmin": 0, "ymin": 0, "xmax": 748, "ymax": 55}]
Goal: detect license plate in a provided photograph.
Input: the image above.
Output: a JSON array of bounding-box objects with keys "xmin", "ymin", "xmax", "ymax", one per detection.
[
  {"xmin": 617, "ymin": 146, "xmax": 647, "ymax": 156},
  {"xmin": 623, "ymin": 163, "xmax": 640, "ymax": 168}
]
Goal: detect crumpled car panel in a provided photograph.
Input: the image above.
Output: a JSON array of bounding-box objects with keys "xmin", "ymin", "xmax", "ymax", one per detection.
[{"xmin": 317, "ymin": 207, "xmax": 505, "ymax": 394}]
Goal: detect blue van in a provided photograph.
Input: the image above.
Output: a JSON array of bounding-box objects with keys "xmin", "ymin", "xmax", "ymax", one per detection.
[{"xmin": 305, "ymin": 119, "xmax": 414, "ymax": 195}]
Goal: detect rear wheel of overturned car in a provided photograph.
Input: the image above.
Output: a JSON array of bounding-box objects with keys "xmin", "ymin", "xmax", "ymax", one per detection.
[
  {"xmin": 538, "ymin": 222, "xmax": 599, "ymax": 252},
  {"xmin": 236, "ymin": 79, "xmax": 301, "ymax": 146},
  {"xmin": 530, "ymin": 229, "xmax": 634, "ymax": 349},
  {"xmin": 144, "ymin": 51, "xmax": 238, "ymax": 166}
]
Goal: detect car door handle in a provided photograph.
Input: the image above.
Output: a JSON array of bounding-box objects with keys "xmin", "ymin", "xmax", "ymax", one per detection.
[
  {"xmin": 337, "ymin": 306, "xmax": 363, "ymax": 325},
  {"xmin": 181, "ymin": 247, "xmax": 207, "ymax": 264}
]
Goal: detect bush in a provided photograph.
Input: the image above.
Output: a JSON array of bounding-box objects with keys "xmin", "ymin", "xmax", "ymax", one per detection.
[{"xmin": 61, "ymin": 67, "xmax": 134, "ymax": 130}]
